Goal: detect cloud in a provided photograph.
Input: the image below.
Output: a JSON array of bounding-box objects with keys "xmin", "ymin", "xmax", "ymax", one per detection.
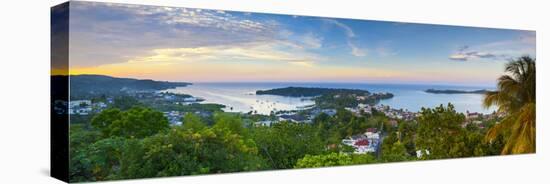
[
  {"xmin": 301, "ymin": 33, "xmax": 323, "ymax": 49},
  {"xmin": 323, "ymin": 19, "xmax": 367, "ymax": 57},
  {"xmin": 449, "ymin": 32, "xmax": 535, "ymax": 62},
  {"xmin": 69, "ymin": 1, "xmax": 321, "ymax": 68},
  {"xmin": 323, "ymin": 19, "xmax": 355, "ymax": 38},
  {"xmin": 70, "ymin": 1, "xmax": 330, "ymax": 68},
  {"xmin": 348, "ymin": 41, "xmax": 367, "ymax": 57},
  {"xmin": 126, "ymin": 42, "xmax": 318, "ymax": 67},
  {"xmin": 449, "ymin": 49, "xmax": 499, "ymax": 61}
]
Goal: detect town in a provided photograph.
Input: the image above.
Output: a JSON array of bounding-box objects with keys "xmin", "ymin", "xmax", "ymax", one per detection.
[{"xmin": 68, "ymin": 87, "xmax": 500, "ymax": 157}]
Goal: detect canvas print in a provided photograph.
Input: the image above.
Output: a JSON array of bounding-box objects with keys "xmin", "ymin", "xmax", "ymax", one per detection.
[{"xmin": 51, "ymin": 1, "xmax": 536, "ymax": 182}]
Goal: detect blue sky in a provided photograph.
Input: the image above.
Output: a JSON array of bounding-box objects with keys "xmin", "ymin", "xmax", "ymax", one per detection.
[{"xmin": 67, "ymin": 1, "xmax": 536, "ymax": 87}]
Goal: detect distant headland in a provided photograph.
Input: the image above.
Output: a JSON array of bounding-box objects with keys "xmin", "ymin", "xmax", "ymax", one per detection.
[{"xmin": 425, "ymin": 89, "xmax": 491, "ymax": 94}]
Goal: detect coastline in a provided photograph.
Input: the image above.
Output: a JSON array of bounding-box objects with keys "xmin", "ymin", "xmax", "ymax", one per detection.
[{"xmin": 162, "ymin": 83, "xmax": 496, "ymax": 114}]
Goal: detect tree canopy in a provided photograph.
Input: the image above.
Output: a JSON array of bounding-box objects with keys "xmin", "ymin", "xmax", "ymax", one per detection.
[{"xmin": 91, "ymin": 107, "xmax": 169, "ymax": 138}]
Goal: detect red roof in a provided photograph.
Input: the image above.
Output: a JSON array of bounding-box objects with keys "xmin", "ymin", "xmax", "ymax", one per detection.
[{"xmin": 354, "ymin": 139, "xmax": 369, "ymax": 146}]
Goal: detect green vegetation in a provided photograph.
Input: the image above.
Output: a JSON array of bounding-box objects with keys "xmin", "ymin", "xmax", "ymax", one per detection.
[
  {"xmin": 256, "ymin": 87, "xmax": 372, "ymax": 97},
  {"xmin": 112, "ymin": 96, "xmax": 143, "ymax": 110},
  {"xmin": 152, "ymin": 103, "xmax": 225, "ymax": 114},
  {"xmin": 68, "ymin": 74, "xmax": 190, "ymax": 98},
  {"xmin": 68, "ymin": 58, "xmax": 536, "ymax": 181},
  {"xmin": 181, "ymin": 113, "xmax": 207, "ymax": 131},
  {"xmin": 257, "ymin": 87, "xmax": 393, "ymax": 108},
  {"xmin": 91, "ymin": 107, "xmax": 169, "ymax": 138},
  {"xmin": 251, "ymin": 121, "xmax": 325, "ymax": 169},
  {"xmin": 295, "ymin": 153, "xmax": 377, "ymax": 168},
  {"xmin": 70, "ymin": 102, "xmax": 509, "ymax": 182},
  {"xmin": 417, "ymin": 104, "xmax": 504, "ymax": 159},
  {"xmin": 483, "ymin": 56, "xmax": 536, "ymax": 154}
]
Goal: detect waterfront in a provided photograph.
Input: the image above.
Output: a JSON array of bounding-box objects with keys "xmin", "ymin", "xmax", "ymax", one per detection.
[{"xmin": 163, "ymin": 82, "xmax": 496, "ymax": 115}]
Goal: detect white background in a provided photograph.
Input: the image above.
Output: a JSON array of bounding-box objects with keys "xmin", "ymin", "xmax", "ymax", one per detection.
[{"xmin": 0, "ymin": 0, "xmax": 548, "ymax": 183}]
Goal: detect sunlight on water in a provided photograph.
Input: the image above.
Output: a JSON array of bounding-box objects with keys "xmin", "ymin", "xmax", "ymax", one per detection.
[{"xmin": 164, "ymin": 83, "xmax": 315, "ymax": 115}]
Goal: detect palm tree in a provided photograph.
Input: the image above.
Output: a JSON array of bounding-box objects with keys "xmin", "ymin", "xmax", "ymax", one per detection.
[{"xmin": 484, "ymin": 56, "xmax": 536, "ymax": 154}]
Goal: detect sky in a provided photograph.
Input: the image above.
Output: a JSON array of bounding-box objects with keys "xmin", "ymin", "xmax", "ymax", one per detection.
[{"xmin": 63, "ymin": 1, "xmax": 536, "ymax": 87}]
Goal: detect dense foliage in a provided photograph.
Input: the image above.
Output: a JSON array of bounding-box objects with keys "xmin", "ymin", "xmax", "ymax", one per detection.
[
  {"xmin": 70, "ymin": 102, "xmax": 508, "ymax": 182},
  {"xmin": 415, "ymin": 104, "xmax": 502, "ymax": 159},
  {"xmin": 295, "ymin": 153, "xmax": 377, "ymax": 168},
  {"xmin": 69, "ymin": 74, "xmax": 190, "ymax": 98},
  {"xmin": 67, "ymin": 58, "xmax": 536, "ymax": 182},
  {"xmin": 251, "ymin": 122, "xmax": 325, "ymax": 169},
  {"xmin": 91, "ymin": 107, "xmax": 169, "ymax": 138},
  {"xmin": 256, "ymin": 87, "xmax": 371, "ymax": 97},
  {"xmin": 257, "ymin": 87, "xmax": 393, "ymax": 108}
]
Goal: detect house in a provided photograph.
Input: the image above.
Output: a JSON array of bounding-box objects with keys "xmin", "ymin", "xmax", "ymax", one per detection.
[
  {"xmin": 342, "ymin": 131, "xmax": 380, "ymax": 154},
  {"xmin": 416, "ymin": 149, "xmax": 431, "ymax": 158},
  {"xmin": 254, "ymin": 120, "xmax": 275, "ymax": 127},
  {"xmin": 321, "ymin": 109, "xmax": 337, "ymax": 116},
  {"xmin": 69, "ymin": 100, "xmax": 92, "ymax": 115},
  {"xmin": 164, "ymin": 111, "xmax": 183, "ymax": 126},
  {"xmin": 183, "ymin": 97, "xmax": 198, "ymax": 102},
  {"xmin": 466, "ymin": 111, "xmax": 482, "ymax": 119},
  {"xmin": 354, "ymin": 139, "xmax": 369, "ymax": 146},
  {"xmin": 366, "ymin": 128, "xmax": 378, "ymax": 133},
  {"xmin": 279, "ymin": 114, "xmax": 309, "ymax": 123},
  {"xmin": 95, "ymin": 102, "xmax": 107, "ymax": 109},
  {"xmin": 364, "ymin": 131, "xmax": 380, "ymax": 139}
]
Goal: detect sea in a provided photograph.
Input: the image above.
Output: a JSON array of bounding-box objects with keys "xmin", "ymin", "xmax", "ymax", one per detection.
[{"xmin": 162, "ymin": 82, "xmax": 497, "ymax": 115}]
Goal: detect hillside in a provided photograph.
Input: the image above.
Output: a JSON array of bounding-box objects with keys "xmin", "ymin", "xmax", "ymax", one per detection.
[{"xmin": 57, "ymin": 74, "xmax": 191, "ymax": 98}]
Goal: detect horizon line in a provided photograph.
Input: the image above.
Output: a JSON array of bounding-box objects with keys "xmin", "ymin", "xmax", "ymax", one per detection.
[{"xmin": 61, "ymin": 74, "xmax": 496, "ymax": 88}]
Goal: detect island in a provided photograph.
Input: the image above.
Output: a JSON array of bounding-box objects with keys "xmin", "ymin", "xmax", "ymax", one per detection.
[
  {"xmin": 256, "ymin": 87, "xmax": 393, "ymax": 108},
  {"xmin": 425, "ymin": 89, "xmax": 491, "ymax": 94},
  {"xmin": 256, "ymin": 87, "xmax": 373, "ymax": 97}
]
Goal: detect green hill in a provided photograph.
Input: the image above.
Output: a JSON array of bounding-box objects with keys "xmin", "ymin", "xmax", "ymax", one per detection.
[{"xmin": 53, "ymin": 74, "xmax": 191, "ymax": 98}]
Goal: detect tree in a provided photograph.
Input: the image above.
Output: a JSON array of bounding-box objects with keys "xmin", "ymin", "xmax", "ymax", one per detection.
[
  {"xmin": 91, "ymin": 107, "xmax": 169, "ymax": 138},
  {"xmin": 381, "ymin": 141, "xmax": 411, "ymax": 162},
  {"xmin": 483, "ymin": 56, "xmax": 536, "ymax": 154},
  {"xmin": 415, "ymin": 104, "xmax": 465, "ymax": 159},
  {"xmin": 112, "ymin": 96, "xmax": 142, "ymax": 110},
  {"xmin": 181, "ymin": 113, "xmax": 206, "ymax": 131},
  {"xmin": 251, "ymin": 122, "xmax": 325, "ymax": 169},
  {"xmin": 69, "ymin": 125, "xmax": 101, "ymax": 182},
  {"xmin": 118, "ymin": 127, "xmax": 267, "ymax": 179},
  {"xmin": 295, "ymin": 153, "xmax": 377, "ymax": 168},
  {"xmin": 212, "ymin": 112, "xmax": 246, "ymax": 135},
  {"xmin": 380, "ymin": 131, "xmax": 412, "ymax": 162},
  {"xmin": 415, "ymin": 104, "xmax": 501, "ymax": 159},
  {"xmin": 397, "ymin": 121, "xmax": 417, "ymax": 156},
  {"xmin": 295, "ymin": 153, "xmax": 352, "ymax": 168},
  {"xmin": 84, "ymin": 137, "xmax": 127, "ymax": 181}
]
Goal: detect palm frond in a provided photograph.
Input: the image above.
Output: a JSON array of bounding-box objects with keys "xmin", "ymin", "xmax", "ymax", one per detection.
[{"xmin": 484, "ymin": 56, "xmax": 536, "ymax": 155}]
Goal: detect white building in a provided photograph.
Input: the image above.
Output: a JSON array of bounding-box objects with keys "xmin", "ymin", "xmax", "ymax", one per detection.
[
  {"xmin": 69, "ymin": 100, "xmax": 92, "ymax": 115},
  {"xmin": 254, "ymin": 120, "xmax": 275, "ymax": 127}
]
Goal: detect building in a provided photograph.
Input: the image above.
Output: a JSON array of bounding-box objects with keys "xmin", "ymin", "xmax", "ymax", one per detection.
[
  {"xmin": 164, "ymin": 111, "xmax": 183, "ymax": 126},
  {"xmin": 254, "ymin": 120, "xmax": 275, "ymax": 127},
  {"xmin": 466, "ymin": 111, "xmax": 482, "ymax": 120},
  {"xmin": 342, "ymin": 131, "xmax": 380, "ymax": 154},
  {"xmin": 278, "ymin": 114, "xmax": 311, "ymax": 123},
  {"xmin": 69, "ymin": 100, "xmax": 92, "ymax": 115}
]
